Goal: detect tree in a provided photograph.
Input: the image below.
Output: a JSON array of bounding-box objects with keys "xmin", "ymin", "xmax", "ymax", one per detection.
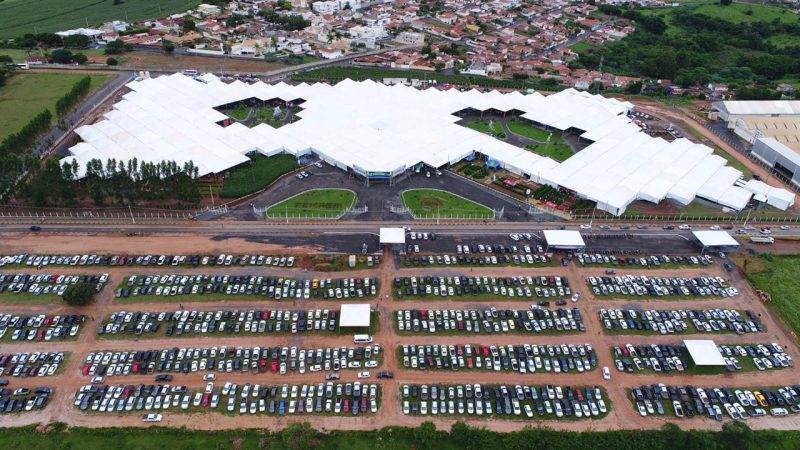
[
  {"xmin": 106, "ymin": 57, "xmax": 118, "ymax": 66},
  {"xmin": 72, "ymin": 52, "xmax": 88, "ymax": 64},
  {"xmin": 50, "ymin": 49, "xmax": 73, "ymax": 64},
  {"xmin": 62, "ymin": 282, "xmax": 96, "ymax": 306},
  {"xmin": 182, "ymin": 19, "xmax": 196, "ymax": 33},
  {"xmin": 720, "ymin": 0, "xmax": 733, "ymax": 5},
  {"xmin": 720, "ymin": 421, "xmax": 753, "ymax": 449},
  {"xmin": 104, "ymin": 39, "xmax": 128, "ymax": 55},
  {"xmin": 162, "ymin": 39, "xmax": 175, "ymax": 53}
]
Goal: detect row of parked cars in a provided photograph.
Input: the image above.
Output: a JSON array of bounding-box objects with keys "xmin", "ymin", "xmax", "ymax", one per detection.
[
  {"xmin": 83, "ymin": 345, "xmax": 382, "ymax": 378},
  {"xmin": 632, "ymin": 383, "xmax": 800, "ymax": 420},
  {"xmin": 0, "ymin": 387, "xmax": 51, "ymax": 414},
  {"xmin": 587, "ymin": 275, "xmax": 738, "ymax": 298},
  {"xmin": 613, "ymin": 342, "xmax": 791, "ymax": 374},
  {"xmin": 0, "ymin": 254, "xmax": 298, "ymax": 268},
  {"xmin": 394, "ymin": 275, "xmax": 571, "ymax": 300},
  {"xmin": 576, "ymin": 254, "xmax": 713, "ymax": 267},
  {"xmin": 600, "ymin": 308, "xmax": 763, "ymax": 335},
  {"xmin": 400, "ymin": 253, "xmax": 551, "ymax": 268},
  {"xmin": 399, "ymin": 343, "xmax": 596, "ymax": 373},
  {"xmin": 396, "ymin": 307, "xmax": 585, "ymax": 334},
  {"xmin": 0, "ymin": 314, "xmax": 85, "ymax": 342},
  {"xmin": 0, "ymin": 273, "xmax": 108, "ymax": 297},
  {"xmin": 117, "ymin": 275, "xmax": 377, "ymax": 300},
  {"xmin": 99, "ymin": 308, "xmax": 347, "ymax": 338},
  {"xmin": 0, "ymin": 351, "xmax": 65, "ymax": 378},
  {"xmin": 401, "ymin": 384, "xmax": 607, "ymax": 419},
  {"xmin": 75, "ymin": 382, "xmax": 380, "ymax": 416}
]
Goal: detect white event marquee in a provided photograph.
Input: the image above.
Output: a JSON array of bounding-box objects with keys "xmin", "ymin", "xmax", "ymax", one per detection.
[{"xmin": 61, "ymin": 73, "xmax": 794, "ymax": 216}]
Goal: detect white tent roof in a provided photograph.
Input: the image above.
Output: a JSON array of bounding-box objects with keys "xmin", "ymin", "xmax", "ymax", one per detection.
[
  {"xmin": 379, "ymin": 227, "xmax": 406, "ymax": 244},
  {"xmin": 683, "ymin": 340, "xmax": 726, "ymax": 366},
  {"xmin": 339, "ymin": 304, "xmax": 372, "ymax": 328},
  {"xmin": 543, "ymin": 230, "xmax": 585, "ymax": 248},
  {"xmin": 692, "ymin": 230, "xmax": 739, "ymax": 248},
  {"xmin": 60, "ymin": 74, "xmax": 793, "ymax": 216}
]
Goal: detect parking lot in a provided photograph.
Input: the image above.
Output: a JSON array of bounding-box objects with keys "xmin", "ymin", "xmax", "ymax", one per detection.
[{"xmin": 1, "ymin": 231, "xmax": 800, "ymax": 432}]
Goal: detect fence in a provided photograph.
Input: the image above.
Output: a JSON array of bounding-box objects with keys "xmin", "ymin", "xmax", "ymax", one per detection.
[
  {"xmin": 0, "ymin": 205, "xmax": 197, "ymax": 221},
  {"xmin": 255, "ymin": 203, "xmax": 364, "ymax": 220}
]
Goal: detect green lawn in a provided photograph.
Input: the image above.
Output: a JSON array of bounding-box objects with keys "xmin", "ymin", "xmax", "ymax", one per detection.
[
  {"xmin": 507, "ymin": 120, "xmax": 553, "ymax": 142},
  {"xmin": 738, "ymin": 254, "xmax": 800, "ymax": 343},
  {"xmin": 525, "ymin": 143, "xmax": 573, "ymax": 162},
  {"xmin": 466, "ymin": 120, "xmax": 505, "ymax": 139},
  {"xmin": 0, "ymin": 72, "xmax": 110, "ymax": 142},
  {"xmin": 0, "ymin": 0, "xmax": 201, "ymax": 38},
  {"xmin": 265, "ymin": 188, "xmax": 356, "ymax": 219},
  {"xmin": 401, "ymin": 188, "xmax": 493, "ymax": 219},
  {"xmin": 219, "ymin": 153, "xmax": 297, "ymax": 198},
  {"xmin": 569, "ymin": 42, "xmax": 593, "ymax": 53}
]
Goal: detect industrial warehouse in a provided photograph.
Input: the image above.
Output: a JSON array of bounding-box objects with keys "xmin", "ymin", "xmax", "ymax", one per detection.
[{"xmin": 61, "ymin": 73, "xmax": 794, "ymax": 216}]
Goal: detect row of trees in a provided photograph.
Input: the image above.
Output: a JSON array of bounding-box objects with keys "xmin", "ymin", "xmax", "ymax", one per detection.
[
  {"xmin": 55, "ymin": 76, "xmax": 91, "ymax": 117},
  {"xmin": 19, "ymin": 158, "xmax": 201, "ymax": 207},
  {"xmin": 0, "ymin": 32, "xmax": 92, "ymax": 50},
  {"xmin": 0, "ymin": 110, "xmax": 51, "ymax": 154}
]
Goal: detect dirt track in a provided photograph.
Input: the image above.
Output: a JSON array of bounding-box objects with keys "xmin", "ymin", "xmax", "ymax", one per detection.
[{"xmin": 2, "ymin": 233, "xmax": 800, "ymax": 432}]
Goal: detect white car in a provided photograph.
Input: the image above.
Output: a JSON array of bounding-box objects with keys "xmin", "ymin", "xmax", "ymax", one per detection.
[
  {"xmin": 579, "ymin": 224, "xmax": 592, "ymax": 229},
  {"xmin": 142, "ymin": 413, "xmax": 162, "ymax": 423},
  {"xmin": 357, "ymin": 371, "xmax": 371, "ymax": 379},
  {"xmin": 203, "ymin": 373, "xmax": 216, "ymax": 381},
  {"xmin": 602, "ymin": 366, "xmax": 611, "ymax": 380}
]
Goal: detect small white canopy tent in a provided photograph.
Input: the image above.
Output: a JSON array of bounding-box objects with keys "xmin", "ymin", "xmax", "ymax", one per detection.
[
  {"xmin": 543, "ymin": 230, "xmax": 586, "ymax": 251},
  {"xmin": 339, "ymin": 304, "xmax": 372, "ymax": 328},
  {"xmin": 683, "ymin": 339, "xmax": 726, "ymax": 366}
]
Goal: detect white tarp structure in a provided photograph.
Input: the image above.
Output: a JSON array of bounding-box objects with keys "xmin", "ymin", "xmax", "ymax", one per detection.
[
  {"xmin": 742, "ymin": 179, "xmax": 795, "ymax": 210},
  {"xmin": 692, "ymin": 231, "xmax": 739, "ymax": 249},
  {"xmin": 62, "ymin": 73, "xmax": 794, "ymax": 216},
  {"xmin": 543, "ymin": 230, "xmax": 585, "ymax": 250},
  {"xmin": 339, "ymin": 304, "xmax": 371, "ymax": 328},
  {"xmin": 683, "ymin": 340, "xmax": 726, "ymax": 366},
  {"xmin": 379, "ymin": 227, "xmax": 406, "ymax": 245}
]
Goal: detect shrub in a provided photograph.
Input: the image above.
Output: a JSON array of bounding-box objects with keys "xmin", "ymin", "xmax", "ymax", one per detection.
[{"xmin": 62, "ymin": 282, "xmax": 96, "ymax": 306}]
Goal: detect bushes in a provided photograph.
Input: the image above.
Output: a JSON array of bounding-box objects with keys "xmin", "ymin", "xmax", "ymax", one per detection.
[
  {"xmin": 461, "ymin": 163, "xmax": 488, "ymax": 179},
  {"xmin": 62, "ymin": 282, "xmax": 96, "ymax": 306},
  {"xmin": 55, "ymin": 76, "xmax": 91, "ymax": 116}
]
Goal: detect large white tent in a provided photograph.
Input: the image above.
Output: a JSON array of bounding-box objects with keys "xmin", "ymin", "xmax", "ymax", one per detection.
[
  {"xmin": 683, "ymin": 339, "xmax": 726, "ymax": 366},
  {"xmin": 61, "ymin": 73, "xmax": 794, "ymax": 216}
]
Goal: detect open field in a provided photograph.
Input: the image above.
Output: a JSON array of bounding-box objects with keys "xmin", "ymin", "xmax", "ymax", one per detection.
[
  {"xmin": 401, "ymin": 189, "xmax": 494, "ymax": 219},
  {"xmin": 266, "ymin": 189, "xmax": 356, "ymax": 219},
  {"xmin": 0, "ymin": 72, "xmax": 109, "ymax": 141},
  {"xmin": 0, "ymin": 0, "xmax": 201, "ymax": 38},
  {"xmin": 737, "ymin": 254, "xmax": 800, "ymax": 342},
  {"xmin": 693, "ymin": 2, "xmax": 800, "ymax": 24},
  {"xmin": 220, "ymin": 154, "xmax": 298, "ymax": 198}
]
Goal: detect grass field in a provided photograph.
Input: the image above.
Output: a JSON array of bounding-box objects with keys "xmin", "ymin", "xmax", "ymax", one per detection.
[
  {"xmin": 265, "ymin": 189, "xmax": 356, "ymax": 219},
  {"xmin": 401, "ymin": 189, "xmax": 493, "ymax": 219},
  {"xmin": 693, "ymin": 2, "xmax": 800, "ymax": 24},
  {"xmin": 736, "ymin": 254, "xmax": 800, "ymax": 343},
  {"xmin": 0, "ymin": 0, "xmax": 201, "ymax": 38},
  {"xmin": 0, "ymin": 72, "xmax": 110, "ymax": 141},
  {"xmin": 507, "ymin": 120, "xmax": 553, "ymax": 142},
  {"xmin": 220, "ymin": 154, "xmax": 297, "ymax": 198},
  {"xmin": 466, "ymin": 120, "xmax": 505, "ymax": 139},
  {"xmin": 506, "ymin": 120, "xmax": 573, "ymax": 161}
]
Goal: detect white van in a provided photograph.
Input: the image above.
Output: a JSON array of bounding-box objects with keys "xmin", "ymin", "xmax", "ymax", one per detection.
[{"xmin": 353, "ymin": 334, "xmax": 373, "ymax": 344}]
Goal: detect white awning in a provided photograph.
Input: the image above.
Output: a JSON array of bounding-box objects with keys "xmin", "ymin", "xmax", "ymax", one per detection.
[
  {"xmin": 339, "ymin": 304, "xmax": 371, "ymax": 328},
  {"xmin": 543, "ymin": 230, "xmax": 585, "ymax": 249},
  {"xmin": 379, "ymin": 227, "xmax": 406, "ymax": 244},
  {"xmin": 692, "ymin": 230, "xmax": 739, "ymax": 248},
  {"xmin": 683, "ymin": 339, "xmax": 726, "ymax": 366}
]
